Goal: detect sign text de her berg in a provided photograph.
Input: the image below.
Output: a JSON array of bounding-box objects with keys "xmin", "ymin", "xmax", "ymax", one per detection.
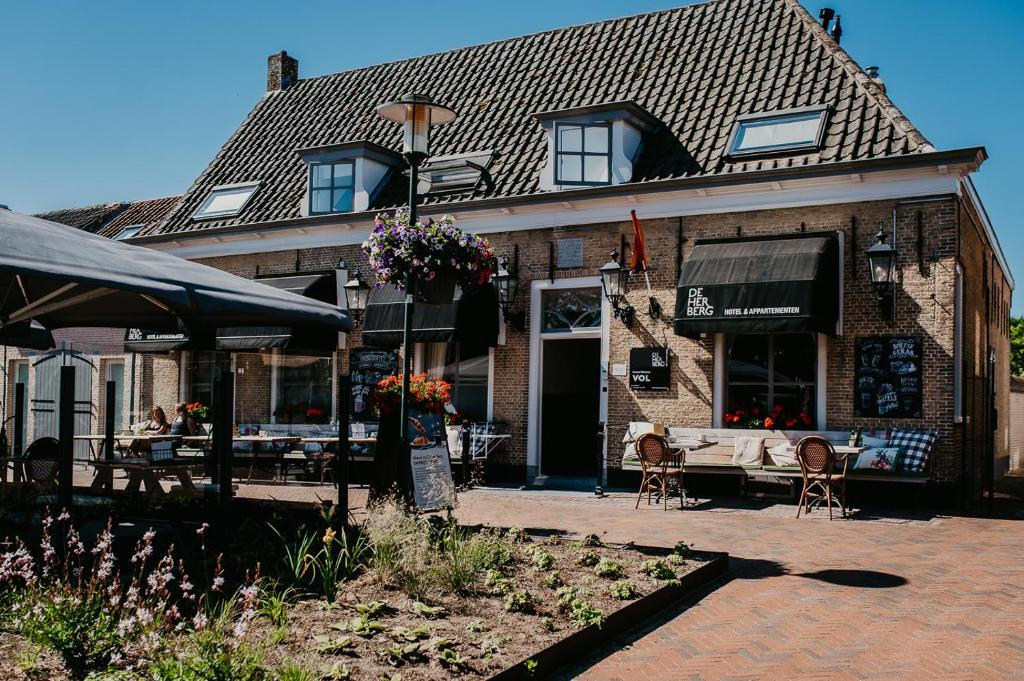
[{"xmin": 686, "ymin": 287, "xmax": 714, "ymax": 317}]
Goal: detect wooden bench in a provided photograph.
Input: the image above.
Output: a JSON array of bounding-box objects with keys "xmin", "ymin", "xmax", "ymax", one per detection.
[{"xmin": 621, "ymin": 427, "xmax": 931, "ymax": 502}]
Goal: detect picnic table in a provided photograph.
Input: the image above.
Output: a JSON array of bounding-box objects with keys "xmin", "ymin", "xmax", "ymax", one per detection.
[
  {"xmin": 74, "ymin": 434, "xmax": 183, "ymax": 459},
  {"xmin": 89, "ymin": 457, "xmax": 198, "ymax": 498}
]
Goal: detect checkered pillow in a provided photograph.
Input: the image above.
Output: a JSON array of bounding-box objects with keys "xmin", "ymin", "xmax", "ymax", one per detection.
[{"xmin": 887, "ymin": 428, "xmax": 936, "ymax": 473}]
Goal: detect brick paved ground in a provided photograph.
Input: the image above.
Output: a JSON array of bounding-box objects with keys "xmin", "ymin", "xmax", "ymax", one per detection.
[{"xmin": 451, "ymin": 489, "xmax": 1024, "ymax": 681}]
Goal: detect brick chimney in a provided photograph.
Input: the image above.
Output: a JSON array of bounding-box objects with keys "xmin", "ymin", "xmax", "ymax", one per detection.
[{"xmin": 267, "ymin": 51, "xmax": 298, "ymax": 91}]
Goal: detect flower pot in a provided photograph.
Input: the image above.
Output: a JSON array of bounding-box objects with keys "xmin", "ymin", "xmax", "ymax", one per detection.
[{"xmin": 415, "ymin": 268, "xmax": 458, "ymax": 304}]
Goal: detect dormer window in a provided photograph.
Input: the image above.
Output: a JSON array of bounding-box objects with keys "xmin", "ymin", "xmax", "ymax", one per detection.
[
  {"xmin": 310, "ymin": 161, "xmax": 355, "ymax": 214},
  {"xmin": 727, "ymin": 105, "xmax": 830, "ymax": 158},
  {"xmin": 296, "ymin": 141, "xmax": 402, "ymax": 216},
  {"xmin": 532, "ymin": 101, "xmax": 660, "ymax": 192},
  {"xmin": 555, "ymin": 123, "xmax": 611, "ymax": 186},
  {"xmin": 114, "ymin": 225, "xmax": 143, "ymax": 240},
  {"xmin": 193, "ymin": 181, "xmax": 260, "ymax": 220}
]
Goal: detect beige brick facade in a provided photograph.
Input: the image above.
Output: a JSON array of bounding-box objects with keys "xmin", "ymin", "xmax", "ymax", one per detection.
[{"xmin": 2, "ymin": 197, "xmax": 1010, "ymax": 505}]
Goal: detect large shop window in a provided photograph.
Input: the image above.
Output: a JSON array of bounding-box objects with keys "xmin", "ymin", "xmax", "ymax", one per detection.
[
  {"xmin": 421, "ymin": 342, "xmax": 490, "ymax": 422},
  {"xmin": 274, "ymin": 356, "xmax": 333, "ymax": 425},
  {"xmin": 541, "ymin": 287, "xmax": 602, "ymax": 331},
  {"xmin": 725, "ymin": 333, "xmax": 816, "ymax": 429}
]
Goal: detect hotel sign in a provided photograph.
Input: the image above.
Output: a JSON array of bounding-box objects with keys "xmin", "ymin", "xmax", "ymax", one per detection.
[{"xmin": 629, "ymin": 347, "xmax": 670, "ymax": 391}]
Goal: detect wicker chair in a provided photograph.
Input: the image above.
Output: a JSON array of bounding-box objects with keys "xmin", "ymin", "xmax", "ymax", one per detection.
[
  {"xmin": 634, "ymin": 433, "xmax": 685, "ymax": 510},
  {"xmin": 795, "ymin": 435, "xmax": 849, "ymax": 519},
  {"xmin": 23, "ymin": 437, "xmax": 60, "ymax": 494}
]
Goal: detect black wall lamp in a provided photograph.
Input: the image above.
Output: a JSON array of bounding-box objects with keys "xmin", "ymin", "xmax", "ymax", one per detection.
[
  {"xmin": 493, "ymin": 245, "xmax": 524, "ymax": 330},
  {"xmin": 599, "ymin": 248, "xmax": 635, "ymax": 327},
  {"xmin": 342, "ymin": 268, "xmax": 372, "ymax": 326},
  {"xmin": 865, "ymin": 225, "xmax": 897, "ymax": 321}
]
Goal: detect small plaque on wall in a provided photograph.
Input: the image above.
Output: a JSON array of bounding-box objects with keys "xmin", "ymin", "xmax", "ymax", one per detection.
[
  {"xmin": 854, "ymin": 336, "xmax": 923, "ymax": 418},
  {"xmin": 557, "ymin": 238, "xmax": 584, "ymax": 268},
  {"xmin": 629, "ymin": 347, "xmax": 670, "ymax": 391}
]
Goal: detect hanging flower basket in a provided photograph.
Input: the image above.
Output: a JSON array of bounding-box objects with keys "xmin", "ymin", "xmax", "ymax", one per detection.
[
  {"xmin": 362, "ymin": 210, "xmax": 496, "ymax": 305},
  {"xmin": 371, "ymin": 373, "xmax": 452, "ymax": 416}
]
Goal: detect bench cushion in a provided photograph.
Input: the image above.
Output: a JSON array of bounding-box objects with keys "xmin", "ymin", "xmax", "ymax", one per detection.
[{"xmin": 888, "ymin": 429, "xmax": 936, "ymax": 474}]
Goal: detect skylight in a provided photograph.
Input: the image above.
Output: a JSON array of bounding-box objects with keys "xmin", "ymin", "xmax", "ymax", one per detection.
[
  {"xmin": 193, "ymin": 182, "xmax": 260, "ymax": 220},
  {"xmin": 728, "ymin": 106, "xmax": 829, "ymax": 157},
  {"xmin": 114, "ymin": 225, "xmax": 143, "ymax": 240}
]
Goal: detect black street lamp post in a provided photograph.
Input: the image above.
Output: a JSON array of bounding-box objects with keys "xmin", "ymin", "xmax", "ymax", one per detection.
[
  {"xmin": 375, "ymin": 94, "xmax": 457, "ymax": 494},
  {"xmin": 599, "ymin": 248, "xmax": 635, "ymax": 327}
]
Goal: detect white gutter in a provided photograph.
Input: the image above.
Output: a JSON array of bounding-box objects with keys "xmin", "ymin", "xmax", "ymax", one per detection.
[{"xmin": 960, "ymin": 176, "xmax": 1014, "ymax": 289}]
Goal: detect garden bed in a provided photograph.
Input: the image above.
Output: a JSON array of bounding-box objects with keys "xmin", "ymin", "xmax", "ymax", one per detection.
[{"xmin": 0, "ymin": 501, "xmax": 722, "ymax": 680}]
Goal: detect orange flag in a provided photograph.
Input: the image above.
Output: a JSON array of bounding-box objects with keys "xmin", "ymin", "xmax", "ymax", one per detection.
[{"xmin": 629, "ymin": 209, "xmax": 649, "ymax": 272}]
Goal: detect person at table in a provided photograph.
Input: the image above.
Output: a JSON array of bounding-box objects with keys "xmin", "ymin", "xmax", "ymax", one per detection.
[
  {"xmin": 143, "ymin": 407, "xmax": 170, "ymax": 435},
  {"xmin": 170, "ymin": 402, "xmax": 200, "ymax": 436}
]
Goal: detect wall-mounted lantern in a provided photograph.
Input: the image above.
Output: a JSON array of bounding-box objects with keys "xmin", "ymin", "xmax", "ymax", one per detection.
[
  {"xmin": 599, "ymin": 248, "xmax": 634, "ymax": 327},
  {"xmin": 342, "ymin": 269, "xmax": 372, "ymax": 326},
  {"xmin": 865, "ymin": 226, "xmax": 897, "ymax": 321},
  {"xmin": 493, "ymin": 246, "xmax": 524, "ymax": 330}
]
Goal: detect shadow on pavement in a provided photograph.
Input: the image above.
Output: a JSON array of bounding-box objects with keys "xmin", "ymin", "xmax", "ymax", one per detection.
[{"xmin": 797, "ymin": 568, "xmax": 907, "ymax": 588}]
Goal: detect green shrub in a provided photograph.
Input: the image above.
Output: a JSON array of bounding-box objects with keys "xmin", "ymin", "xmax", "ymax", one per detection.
[
  {"xmin": 474, "ymin": 531, "xmax": 515, "ymax": 571},
  {"xmin": 503, "ymin": 591, "xmax": 537, "ymax": 614},
  {"xmin": 431, "ymin": 524, "xmax": 484, "ymax": 594},
  {"xmin": 364, "ymin": 499, "xmax": 433, "ymax": 597},
  {"xmin": 20, "ymin": 591, "xmax": 122, "ymax": 680},
  {"xmin": 353, "ymin": 599, "xmax": 388, "ymax": 617},
  {"xmin": 609, "ymin": 580, "xmax": 639, "ymax": 600},
  {"xmin": 581, "ymin": 533, "xmax": 603, "ymax": 547},
  {"xmin": 391, "ymin": 624, "xmax": 431, "ymax": 642},
  {"xmin": 259, "ymin": 585, "xmax": 296, "ymax": 627},
  {"xmin": 576, "ymin": 550, "xmax": 600, "ymax": 567},
  {"xmin": 542, "ymin": 570, "xmax": 563, "ymax": 589},
  {"xmin": 527, "ymin": 546, "xmax": 555, "ymax": 570},
  {"xmin": 148, "ymin": 630, "xmax": 267, "ymax": 681},
  {"xmin": 505, "ymin": 527, "xmax": 530, "ymax": 543},
  {"xmin": 640, "ymin": 559, "xmax": 676, "ymax": 581},
  {"xmin": 594, "ymin": 558, "xmax": 625, "ymax": 579},
  {"xmin": 567, "ymin": 597, "xmax": 604, "ymax": 629},
  {"xmin": 411, "ymin": 601, "xmax": 447, "ymax": 619},
  {"xmin": 485, "ymin": 569, "xmax": 512, "ymax": 595},
  {"xmin": 672, "ymin": 541, "xmax": 692, "ymax": 557},
  {"xmin": 268, "ymin": 524, "xmax": 318, "ymax": 589},
  {"xmin": 273, "ymin": 661, "xmax": 319, "ymax": 681},
  {"xmin": 437, "ymin": 647, "xmax": 470, "ymax": 671}
]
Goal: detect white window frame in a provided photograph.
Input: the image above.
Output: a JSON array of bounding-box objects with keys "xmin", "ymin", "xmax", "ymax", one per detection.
[
  {"xmin": 192, "ymin": 181, "xmax": 261, "ymax": 220},
  {"xmin": 712, "ymin": 332, "xmax": 828, "ymax": 429},
  {"xmin": 726, "ymin": 105, "xmax": 830, "ymax": 158},
  {"xmin": 114, "ymin": 225, "xmax": 143, "ymax": 240},
  {"xmin": 527, "ymin": 276, "xmax": 609, "ymax": 479}
]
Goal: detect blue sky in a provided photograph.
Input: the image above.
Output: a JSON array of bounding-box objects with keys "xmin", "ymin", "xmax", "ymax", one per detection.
[{"xmin": 1, "ymin": 1, "xmax": 1021, "ymax": 307}]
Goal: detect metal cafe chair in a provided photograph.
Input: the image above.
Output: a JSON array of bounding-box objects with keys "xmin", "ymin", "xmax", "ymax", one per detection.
[
  {"xmin": 634, "ymin": 432, "xmax": 685, "ymax": 511},
  {"xmin": 795, "ymin": 435, "xmax": 849, "ymax": 520}
]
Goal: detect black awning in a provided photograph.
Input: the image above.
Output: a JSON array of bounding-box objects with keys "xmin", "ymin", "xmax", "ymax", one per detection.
[
  {"xmin": 124, "ymin": 328, "xmax": 191, "ymax": 353},
  {"xmin": 215, "ymin": 272, "xmax": 339, "ymax": 353},
  {"xmin": 362, "ymin": 284, "xmax": 499, "ymax": 348},
  {"xmin": 673, "ymin": 233, "xmax": 839, "ymax": 337},
  {"xmin": 1, "ymin": 321, "xmax": 55, "ymax": 350}
]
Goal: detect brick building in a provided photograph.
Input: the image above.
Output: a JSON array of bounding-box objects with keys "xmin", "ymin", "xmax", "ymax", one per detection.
[{"xmin": 4, "ymin": 0, "xmax": 1012, "ymax": 505}]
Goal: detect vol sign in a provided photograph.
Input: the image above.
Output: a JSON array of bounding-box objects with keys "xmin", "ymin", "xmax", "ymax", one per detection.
[{"xmin": 629, "ymin": 347, "xmax": 670, "ymax": 391}]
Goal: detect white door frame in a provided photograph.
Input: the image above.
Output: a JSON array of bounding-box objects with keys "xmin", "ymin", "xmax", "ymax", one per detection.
[{"xmin": 526, "ymin": 276, "xmax": 610, "ymax": 478}]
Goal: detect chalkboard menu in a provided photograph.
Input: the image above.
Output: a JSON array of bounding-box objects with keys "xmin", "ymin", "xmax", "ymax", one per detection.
[
  {"xmin": 854, "ymin": 336, "xmax": 923, "ymax": 418},
  {"xmin": 629, "ymin": 347, "xmax": 670, "ymax": 391},
  {"xmin": 350, "ymin": 347, "xmax": 398, "ymax": 420}
]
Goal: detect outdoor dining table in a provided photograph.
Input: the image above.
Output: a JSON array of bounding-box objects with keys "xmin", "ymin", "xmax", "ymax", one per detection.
[
  {"xmin": 74, "ymin": 433, "xmax": 184, "ymax": 459},
  {"xmin": 89, "ymin": 457, "xmax": 199, "ymax": 498}
]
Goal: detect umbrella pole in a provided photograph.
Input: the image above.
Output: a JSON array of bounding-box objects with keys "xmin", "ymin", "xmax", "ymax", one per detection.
[
  {"xmin": 104, "ymin": 381, "xmax": 116, "ymax": 461},
  {"xmin": 336, "ymin": 374, "xmax": 350, "ymax": 526},
  {"xmin": 212, "ymin": 373, "xmax": 234, "ymax": 519},
  {"xmin": 58, "ymin": 366, "xmax": 75, "ymax": 512}
]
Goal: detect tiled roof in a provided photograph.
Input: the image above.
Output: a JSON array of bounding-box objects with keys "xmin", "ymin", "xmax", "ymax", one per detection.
[
  {"xmin": 35, "ymin": 203, "xmax": 127, "ymax": 233},
  {"xmin": 98, "ymin": 195, "xmax": 183, "ymax": 238},
  {"xmin": 154, "ymin": 0, "xmax": 933, "ymax": 236}
]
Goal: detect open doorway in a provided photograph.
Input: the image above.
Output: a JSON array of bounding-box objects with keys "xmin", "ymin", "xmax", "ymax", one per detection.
[{"xmin": 541, "ymin": 337, "xmax": 601, "ymax": 476}]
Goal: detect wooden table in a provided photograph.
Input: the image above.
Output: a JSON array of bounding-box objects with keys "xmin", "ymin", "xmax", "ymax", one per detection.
[
  {"xmin": 89, "ymin": 458, "xmax": 198, "ymax": 498},
  {"xmin": 299, "ymin": 436, "xmax": 377, "ymax": 445}
]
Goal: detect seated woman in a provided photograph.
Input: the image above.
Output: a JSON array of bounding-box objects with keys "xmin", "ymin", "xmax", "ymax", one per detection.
[
  {"xmin": 144, "ymin": 407, "xmax": 171, "ymax": 435},
  {"xmin": 169, "ymin": 402, "xmax": 200, "ymax": 436}
]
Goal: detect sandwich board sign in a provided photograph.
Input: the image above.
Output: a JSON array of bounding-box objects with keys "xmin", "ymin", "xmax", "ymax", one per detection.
[
  {"xmin": 406, "ymin": 409, "xmax": 456, "ymax": 510},
  {"xmin": 629, "ymin": 347, "xmax": 670, "ymax": 391}
]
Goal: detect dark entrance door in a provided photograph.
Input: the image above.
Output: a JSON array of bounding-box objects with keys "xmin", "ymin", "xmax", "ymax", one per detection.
[{"xmin": 541, "ymin": 338, "xmax": 600, "ymax": 476}]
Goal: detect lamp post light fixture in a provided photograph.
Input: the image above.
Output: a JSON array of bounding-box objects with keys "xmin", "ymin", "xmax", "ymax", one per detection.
[
  {"xmin": 865, "ymin": 225, "xmax": 897, "ymax": 321},
  {"xmin": 342, "ymin": 269, "xmax": 372, "ymax": 326},
  {"xmin": 493, "ymin": 246, "xmax": 524, "ymax": 330},
  {"xmin": 599, "ymin": 248, "xmax": 635, "ymax": 327},
  {"xmin": 375, "ymin": 93, "xmax": 457, "ymax": 494}
]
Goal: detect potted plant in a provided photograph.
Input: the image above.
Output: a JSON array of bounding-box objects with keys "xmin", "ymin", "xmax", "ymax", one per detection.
[{"xmin": 362, "ymin": 210, "xmax": 497, "ymax": 304}]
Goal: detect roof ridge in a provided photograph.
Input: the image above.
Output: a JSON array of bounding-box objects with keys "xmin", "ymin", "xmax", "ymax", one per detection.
[
  {"xmin": 294, "ymin": 1, "xmax": 720, "ymax": 86},
  {"xmin": 783, "ymin": 0, "xmax": 934, "ymax": 152}
]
